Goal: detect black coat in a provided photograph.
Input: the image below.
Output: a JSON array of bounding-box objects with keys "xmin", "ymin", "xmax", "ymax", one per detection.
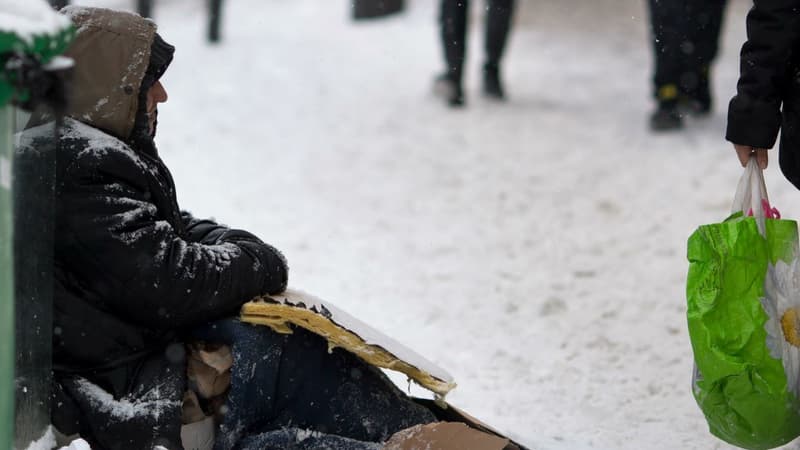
[
  {"xmin": 51, "ymin": 118, "xmax": 287, "ymax": 373},
  {"xmin": 726, "ymin": 0, "xmax": 800, "ymax": 189},
  {"xmin": 28, "ymin": 118, "xmax": 288, "ymax": 449}
]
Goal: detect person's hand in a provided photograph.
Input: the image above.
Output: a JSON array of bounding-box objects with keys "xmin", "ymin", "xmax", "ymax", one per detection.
[{"xmin": 734, "ymin": 144, "xmax": 768, "ymax": 170}]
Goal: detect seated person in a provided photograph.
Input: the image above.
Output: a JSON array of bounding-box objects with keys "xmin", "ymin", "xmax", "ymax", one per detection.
[{"xmin": 28, "ymin": 6, "xmax": 436, "ymax": 449}]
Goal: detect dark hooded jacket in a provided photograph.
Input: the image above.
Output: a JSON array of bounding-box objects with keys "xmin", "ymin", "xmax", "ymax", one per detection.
[
  {"xmin": 16, "ymin": 6, "xmax": 288, "ymax": 449},
  {"xmin": 726, "ymin": 0, "xmax": 800, "ymax": 189}
]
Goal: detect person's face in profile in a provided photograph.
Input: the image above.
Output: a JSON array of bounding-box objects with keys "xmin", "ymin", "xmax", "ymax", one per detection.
[{"xmin": 146, "ymin": 80, "xmax": 168, "ymax": 137}]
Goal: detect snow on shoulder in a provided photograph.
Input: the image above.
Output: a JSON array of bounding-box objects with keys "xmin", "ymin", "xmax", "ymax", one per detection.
[
  {"xmin": 60, "ymin": 119, "xmax": 154, "ymax": 177},
  {"xmin": 17, "ymin": 119, "xmax": 135, "ymax": 164},
  {"xmin": 0, "ymin": 0, "xmax": 70, "ymax": 44},
  {"xmin": 240, "ymin": 288, "xmax": 456, "ymax": 398}
]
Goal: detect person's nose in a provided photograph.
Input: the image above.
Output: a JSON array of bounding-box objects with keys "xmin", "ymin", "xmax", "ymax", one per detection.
[{"xmin": 154, "ymin": 81, "xmax": 168, "ymax": 103}]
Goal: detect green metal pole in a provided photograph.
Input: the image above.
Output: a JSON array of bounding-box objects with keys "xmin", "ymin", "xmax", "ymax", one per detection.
[{"xmin": 0, "ymin": 105, "xmax": 15, "ymax": 450}]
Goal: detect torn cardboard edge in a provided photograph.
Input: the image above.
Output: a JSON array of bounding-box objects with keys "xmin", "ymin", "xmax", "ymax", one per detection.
[{"xmin": 240, "ymin": 288, "xmax": 456, "ymax": 397}]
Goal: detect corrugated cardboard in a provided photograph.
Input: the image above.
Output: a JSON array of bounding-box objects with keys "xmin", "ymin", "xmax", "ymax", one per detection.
[
  {"xmin": 385, "ymin": 422, "xmax": 509, "ymax": 450},
  {"xmin": 413, "ymin": 399, "xmax": 527, "ymax": 450},
  {"xmin": 180, "ymin": 416, "xmax": 214, "ymax": 450},
  {"xmin": 241, "ymin": 291, "xmax": 456, "ymax": 396}
]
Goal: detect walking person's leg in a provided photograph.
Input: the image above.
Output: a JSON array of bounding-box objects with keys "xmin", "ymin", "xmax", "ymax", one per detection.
[
  {"xmin": 682, "ymin": 0, "xmax": 727, "ymax": 114},
  {"xmin": 483, "ymin": 0, "xmax": 515, "ymax": 99},
  {"xmin": 208, "ymin": 0, "xmax": 224, "ymax": 43},
  {"xmin": 137, "ymin": 0, "xmax": 153, "ymax": 18},
  {"xmin": 647, "ymin": 0, "xmax": 688, "ymax": 130},
  {"xmin": 49, "ymin": 0, "xmax": 69, "ymax": 10},
  {"xmin": 436, "ymin": 0, "xmax": 469, "ymax": 106}
]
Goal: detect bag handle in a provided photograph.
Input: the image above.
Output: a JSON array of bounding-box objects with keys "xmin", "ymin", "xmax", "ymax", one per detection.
[{"xmin": 731, "ymin": 156, "xmax": 780, "ymax": 235}]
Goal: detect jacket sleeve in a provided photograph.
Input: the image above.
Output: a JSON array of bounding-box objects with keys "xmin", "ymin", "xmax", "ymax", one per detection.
[
  {"xmin": 727, "ymin": 0, "xmax": 800, "ymax": 148},
  {"xmin": 180, "ymin": 211, "xmax": 231, "ymax": 244},
  {"xmin": 181, "ymin": 211, "xmax": 225, "ymax": 244},
  {"xmin": 179, "ymin": 210, "xmax": 289, "ymax": 286},
  {"xmin": 60, "ymin": 148, "xmax": 288, "ymax": 330}
]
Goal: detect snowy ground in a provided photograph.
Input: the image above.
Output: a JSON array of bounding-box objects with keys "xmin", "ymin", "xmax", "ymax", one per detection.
[{"xmin": 56, "ymin": 0, "xmax": 799, "ymax": 449}]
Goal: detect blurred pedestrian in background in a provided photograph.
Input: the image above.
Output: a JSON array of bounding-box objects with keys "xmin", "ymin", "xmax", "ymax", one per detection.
[
  {"xmin": 351, "ymin": 0, "xmax": 404, "ymax": 20},
  {"xmin": 727, "ymin": 0, "xmax": 800, "ymax": 188},
  {"xmin": 47, "ymin": 0, "xmax": 224, "ymax": 43},
  {"xmin": 434, "ymin": 0, "xmax": 515, "ymax": 107},
  {"xmin": 647, "ymin": 0, "xmax": 727, "ymax": 131}
]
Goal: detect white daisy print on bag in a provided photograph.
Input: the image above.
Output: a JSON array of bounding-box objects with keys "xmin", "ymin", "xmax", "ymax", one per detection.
[{"xmin": 762, "ymin": 259, "xmax": 800, "ymax": 396}]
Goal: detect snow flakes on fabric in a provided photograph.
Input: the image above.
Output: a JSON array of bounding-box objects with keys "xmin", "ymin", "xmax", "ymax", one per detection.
[
  {"xmin": 14, "ymin": 122, "xmax": 57, "ymax": 156},
  {"xmin": 171, "ymin": 241, "xmax": 242, "ymax": 278},
  {"xmin": 63, "ymin": 119, "xmax": 132, "ymax": 159},
  {"xmin": 106, "ymin": 196, "xmax": 158, "ymax": 220},
  {"xmin": 103, "ymin": 182, "xmax": 130, "ymax": 194},
  {"xmin": 61, "ymin": 119, "xmax": 158, "ymax": 176},
  {"xmin": 112, "ymin": 219, "xmax": 171, "ymax": 246},
  {"xmin": 73, "ymin": 377, "xmax": 181, "ymax": 421}
]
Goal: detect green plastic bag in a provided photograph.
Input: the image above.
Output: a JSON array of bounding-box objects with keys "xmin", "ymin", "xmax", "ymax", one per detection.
[{"xmin": 687, "ymin": 159, "xmax": 800, "ymax": 449}]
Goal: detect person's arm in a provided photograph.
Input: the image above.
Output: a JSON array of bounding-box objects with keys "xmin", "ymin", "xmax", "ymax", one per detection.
[
  {"xmin": 181, "ymin": 210, "xmax": 245, "ymax": 244},
  {"xmin": 727, "ymin": 0, "xmax": 800, "ymax": 167},
  {"xmin": 59, "ymin": 147, "xmax": 288, "ymax": 330},
  {"xmin": 179, "ymin": 212, "xmax": 287, "ymax": 268}
]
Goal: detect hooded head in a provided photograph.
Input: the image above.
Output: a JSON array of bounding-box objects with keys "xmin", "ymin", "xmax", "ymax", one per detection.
[{"xmin": 60, "ymin": 6, "xmax": 174, "ymax": 150}]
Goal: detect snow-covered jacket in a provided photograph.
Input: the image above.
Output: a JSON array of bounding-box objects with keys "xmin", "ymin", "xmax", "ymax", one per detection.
[
  {"xmin": 21, "ymin": 7, "xmax": 287, "ymax": 449},
  {"xmin": 726, "ymin": 0, "xmax": 800, "ymax": 189}
]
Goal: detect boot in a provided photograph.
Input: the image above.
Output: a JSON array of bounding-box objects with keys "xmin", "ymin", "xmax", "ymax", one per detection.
[
  {"xmin": 681, "ymin": 72, "xmax": 712, "ymax": 116},
  {"xmin": 649, "ymin": 101, "xmax": 683, "ymax": 131},
  {"xmin": 482, "ymin": 64, "xmax": 505, "ymax": 100},
  {"xmin": 434, "ymin": 74, "xmax": 464, "ymax": 107}
]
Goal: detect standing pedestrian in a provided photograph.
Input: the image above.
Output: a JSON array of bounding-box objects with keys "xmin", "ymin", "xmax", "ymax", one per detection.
[
  {"xmin": 48, "ymin": 0, "xmax": 224, "ymax": 43},
  {"xmin": 434, "ymin": 0, "xmax": 515, "ymax": 107}
]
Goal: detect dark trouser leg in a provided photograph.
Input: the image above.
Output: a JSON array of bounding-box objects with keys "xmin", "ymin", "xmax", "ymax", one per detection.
[
  {"xmin": 195, "ymin": 319, "xmax": 435, "ymax": 447},
  {"xmin": 648, "ymin": 0, "xmax": 687, "ymax": 105},
  {"xmin": 440, "ymin": 0, "xmax": 469, "ymax": 84},
  {"xmin": 266, "ymin": 327, "xmax": 436, "ymax": 441},
  {"xmin": 482, "ymin": 0, "xmax": 514, "ymax": 98},
  {"xmin": 681, "ymin": 0, "xmax": 726, "ymax": 107},
  {"xmin": 137, "ymin": 0, "xmax": 153, "ymax": 18},
  {"xmin": 208, "ymin": 0, "xmax": 224, "ymax": 43},
  {"xmin": 49, "ymin": 0, "xmax": 69, "ymax": 9},
  {"xmin": 484, "ymin": 0, "xmax": 514, "ymax": 70}
]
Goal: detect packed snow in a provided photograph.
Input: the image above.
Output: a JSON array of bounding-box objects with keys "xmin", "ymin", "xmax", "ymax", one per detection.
[{"xmin": 43, "ymin": 0, "xmax": 800, "ymax": 448}]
